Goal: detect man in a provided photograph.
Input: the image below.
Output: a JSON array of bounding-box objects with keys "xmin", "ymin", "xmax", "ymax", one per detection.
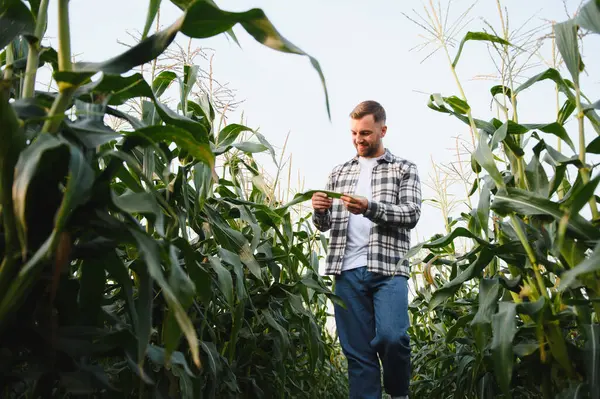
[{"xmin": 312, "ymin": 101, "xmax": 421, "ymax": 399}]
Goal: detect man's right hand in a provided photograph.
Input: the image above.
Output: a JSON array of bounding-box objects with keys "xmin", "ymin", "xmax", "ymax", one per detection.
[{"xmin": 312, "ymin": 192, "xmax": 333, "ymax": 213}]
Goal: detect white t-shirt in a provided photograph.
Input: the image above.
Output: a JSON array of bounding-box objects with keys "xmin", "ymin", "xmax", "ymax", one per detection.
[{"xmin": 341, "ymin": 155, "xmax": 382, "ymax": 271}]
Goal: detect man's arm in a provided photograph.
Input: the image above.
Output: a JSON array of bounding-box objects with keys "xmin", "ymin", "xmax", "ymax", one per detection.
[
  {"xmin": 363, "ymin": 163, "xmax": 422, "ymax": 228},
  {"xmin": 312, "ymin": 172, "xmax": 335, "ymax": 232}
]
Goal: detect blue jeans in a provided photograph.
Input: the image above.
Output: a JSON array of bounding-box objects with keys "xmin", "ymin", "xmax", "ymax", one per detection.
[{"xmin": 334, "ymin": 267, "xmax": 410, "ymax": 398}]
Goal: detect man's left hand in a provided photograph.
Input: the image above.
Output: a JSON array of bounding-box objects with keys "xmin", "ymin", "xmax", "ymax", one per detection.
[{"xmin": 341, "ymin": 195, "xmax": 368, "ymax": 215}]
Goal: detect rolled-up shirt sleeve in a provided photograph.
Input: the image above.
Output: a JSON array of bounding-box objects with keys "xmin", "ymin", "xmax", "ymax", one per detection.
[{"xmin": 363, "ymin": 163, "xmax": 422, "ymax": 228}]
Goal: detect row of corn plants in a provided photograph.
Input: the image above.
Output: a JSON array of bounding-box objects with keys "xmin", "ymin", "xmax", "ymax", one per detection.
[
  {"xmin": 407, "ymin": 0, "xmax": 600, "ymax": 397},
  {"xmin": 0, "ymin": 0, "xmax": 348, "ymax": 397}
]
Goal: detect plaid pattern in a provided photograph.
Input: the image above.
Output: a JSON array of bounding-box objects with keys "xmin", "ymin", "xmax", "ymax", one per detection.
[{"xmin": 313, "ymin": 149, "xmax": 422, "ymax": 277}]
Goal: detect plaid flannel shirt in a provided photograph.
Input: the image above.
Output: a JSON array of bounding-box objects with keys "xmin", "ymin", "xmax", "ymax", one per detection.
[{"xmin": 313, "ymin": 149, "xmax": 422, "ymax": 277}]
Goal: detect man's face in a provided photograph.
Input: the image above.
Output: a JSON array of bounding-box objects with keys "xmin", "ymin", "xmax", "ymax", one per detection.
[{"xmin": 351, "ymin": 114, "xmax": 387, "ymax": 158}]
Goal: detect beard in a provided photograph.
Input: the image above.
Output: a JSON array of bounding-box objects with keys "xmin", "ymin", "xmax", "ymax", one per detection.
[{"xmin": 355, "ymin": 142, "xmax": 379, "ymax": 157}]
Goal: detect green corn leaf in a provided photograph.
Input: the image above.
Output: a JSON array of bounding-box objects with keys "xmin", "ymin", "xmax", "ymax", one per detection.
[
  {"xmin": 557, "ymin": 99, "xmax": 576, "ymax": 125},
  {"xmin": 558, "ymin": 242, "xmax": 600, "ymax": 290},
  {"xmin": 12, "ymin": 134, "xmax": 66, "ymax": 257},
  {"xmin": 492, "ymin": 188, "xmax": 600, "ymax": 241},
  {"xmin": 72, "ymin": 72, "xmax": 213, "ymax": 164},
  {"xmin": 559, "ymin": 236, "xmax": 588, "ymax": 270},
  {"xmin": 477, "ymin": 184, "xmax": 491, "ymax": 236},
  {"xmin": 525, "ymin": 153, "xmax": 550, "ymax": 198},
  {"xmin": 477, "ymin": 373, "xmax": 496, "ymax": 399},
  {"xmin": 168, "ymin": 0, "xmax": 239, "ymax": 45},
  {"xmin": 162, "ymin": 245, "xmax": 196, "ymax": 362},
  {"xmin": 546, "ymin": 322, "xmax": 575, "ymax": 376},
  {"xmin": 577, "ymin": 0, "xmax": 600, "ymax": 34},
  {"xmin": 496, "ymin": 121, "xmax": 576, "ymax": 153},
  {"xmin": 199, "ymin": 341, "xmax": 219, "ymax": 381},
  {"xmin": 227, "ymin": 302, "xmax": 245, "ymax": 364},
  {"xmin": 587, "ymin": 136, "xmax": 600, "ymax": 154},
  {"xmin": 147, "ymin": 345, "xmax": 195, "ymax": 377},
  {"xmin": 204, "ymin": 204, "xmax": 248, "ymax": 251},
  {"xmin": 217, "ymin": 124, "xmax": 253, "ymax": 148},
  {"xmin": 183, "ymin": 64, "xmax": 198, "ymax": 99},
  {"xmin": 219, "ymin": 247, "xmax": 248, "ymax": 301},
  {"xmin": 130, "ymin": 230, "xmax": 200, "ymax": 367},
  {"xmin": 471, "ymin": 279, "xmax": 501, "ymax": 350},
  {"xmin": 517, "ymin": 297, "xmax": 546, "ymax": 316},
  {"xmin": 515, "ymin": 68, "xmax": 575, "ymax": 99},
  {"xmin": 262, "ymin": 310, "xmax": 290, "ymax": 358},
  {"xmin": 277, "ymin": 189, "xmax": 343, "ymax": 211},
  {"xmin": 0, "ymin": 0, "xmax": 34, "ymax": 49},
  {"xmin": 142, "ymin": 0, "xmax": 162, "ymax": 40},
  {"xmin": 132, "ymin": 261, "xmax": 153, "ymax": 369},
  {"xmin": 429, "ymin": 248, "xmax": 495, "ymax": 309},
  {"xmin": 112, "ymin": 190, "xmax": 165, "ymax": 236},
  {"xmin": 513, "ymin": 342, "xmax": 539, "ymax": 358},
  {"xmin": 452, "ymin": 32, "xmax": 510, "ymax": 68},
  {"xmin": 193, "ymin": 161, "xmax": 213, "ymax": 210},
  {"xmin": 179, "ymin": 0, "xmax": 330, "ymax": 118},
  {"xmin": 541, "ymin": 141, "xmax": 580, "ymax": 166},
  {"xmin": 185, "ymin": 259, "xmax": 213, "ymax": 306},
  {"xmin": 446, "ymin": 314, "xmax": 474, "ymax": 344},
  {"xmin": 214, "ymin": 125, "xmax": 274, "ymax": 156},
  {"xmin": 254, "ymin": 131, "xmax": 279, "ymax": 167},
  {"xmin": 72, "ymin": 22, "xmax": 180, "ymax": 76},
  {"xmin": 106, "ymin": 106, "xmax": 145, "ymax": 130},
  {"xmin": 53, "ymin": 141, "xmax": 95, "ymax": 232},
  {"xmin": 424, "ymin": 227, "xmax": 489, "ymax": 248},
  {"xmin": 503, "ymin": 134, "xmax": 525, "ymax": 157},
  {"xmin": 13, "ymin": 135, "xmax": 93, "ymax": 262},
  {"xmin": 473, "ymin": 132, "xmax": 505, "ymax": 189},
  {"xmin": 103, "ymin": 251, "xmax": 138, "ymax": 331},
  {"xmin": 490, "ymin": 122, "xmax": 508, "ymax": 151},
  {"xmin": 491, "ymin": 302, "xmax": 517, "ymax": 398},
  {"xmin": 569, "ymin": 174, "xmax": 600, "ymax": 216},
  {"xmin": 152, "ymin": 70, "xmax": 177, "ymax": 98},
  {"xmin": 582, "ymin": 324, "xmax": 600, "ymax": 398},
  {"xmin": 499, "ymin": 275, "xmax": 523, "ymax": 293},
  {"xmin": 25, "ymin": 0, "xmax": 41, "ymax": 19},
  {"xmin": 127, "ymin": 125, "xmax": 214, "ymax": 170},
  {"xmin": 306, "ymin": 317, "xmax": 321, "ymax": 371},
  {"xmin": 556, "ymin": 20, "xmax": 583, "ymax": 86},
  {"xmin": 428, "ymin": 95, "xmax": 497, "ymax": 134},
  {"xmin": 194, "ymin": 91, "xmax": 216, "ymax": 126},
  {"xmin": 208, "ymin": 256, "xmax": 234, "ymax": 308},
  {"xmin": 522, "ymin": 122, "xmax": 576, "ymax": 153},
  {"xmin": 185, "ymin": 100, "xmax": 212, "ymax": 136},
  {"xmin": 490, "ymin": 85, "xmax": 512, "ymax": 99},
  {"xmin": 547, "ymin": 166, "xmax": 568, "ymax": 199},
  {"xmin": 239, "ymin": 243, "xmax": 262, "ymax": 281},
  {"xmin": 443, "ymin": 96, "xmax": 470, "ymax": 114},
  {"xmin": 74, "ymin": 72, "xmax": 152, "ymax": 106},
  {"xmin": 231, "ymin": 142, "xmax": 268, "ymax": 153}
]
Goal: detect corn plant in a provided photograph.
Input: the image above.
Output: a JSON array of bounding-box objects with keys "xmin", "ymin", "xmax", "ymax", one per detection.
[
  {"xmin": 407, "ymin": 0, "xmax": 600, "ymax": 397},
  {"xmin": 0, "ymin": 0, "xmax": 347, "ymax": 397}
]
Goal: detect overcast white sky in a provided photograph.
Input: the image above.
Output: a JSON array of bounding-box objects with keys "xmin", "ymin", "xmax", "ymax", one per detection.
[{"xmin": 42, "ymin": 0, "xmax": 600, "ymax": 242}]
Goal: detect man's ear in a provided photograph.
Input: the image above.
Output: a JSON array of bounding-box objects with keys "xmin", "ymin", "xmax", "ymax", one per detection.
[{"xmin": 381, "ymin": 125, "xmax": 387, "ymax": 137}]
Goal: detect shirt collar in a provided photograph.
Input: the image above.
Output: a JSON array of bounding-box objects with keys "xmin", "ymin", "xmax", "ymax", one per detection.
[{"xmin": 351, "ymin": 148, "xmax": 393, "ymax": 164}]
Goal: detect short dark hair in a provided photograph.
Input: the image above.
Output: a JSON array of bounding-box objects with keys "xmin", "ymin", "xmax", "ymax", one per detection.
[{"xmin": 350, "ymin": 100, "xmax": 386, "ymax": 123}]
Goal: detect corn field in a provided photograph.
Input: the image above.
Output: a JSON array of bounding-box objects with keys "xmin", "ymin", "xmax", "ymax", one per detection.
[
  {"xmin": 0, "ymin": 0, "xmax": 345, "ymax": 397},
  {"xmin": 407, "ymin": 0, "xmax": 600, "ymax": 397},
  {"xmin": 1, "ymin": 0, "xmax": 600, "ymax": 398}
]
